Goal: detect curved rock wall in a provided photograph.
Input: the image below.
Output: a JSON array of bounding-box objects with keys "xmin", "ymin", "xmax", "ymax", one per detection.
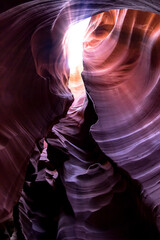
[
  {"xmin": 0, "ymin": 0, "xmax": 160, "ymax": 239},
  {"xmin": 83, "ymin": 8, "xmax": 160, "ymax": 232}
]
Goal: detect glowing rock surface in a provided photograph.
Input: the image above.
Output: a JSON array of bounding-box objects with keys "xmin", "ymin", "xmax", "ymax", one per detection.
[{"xmin": 0, "ymin": 0, "xmax": 160, "ymax": 239}]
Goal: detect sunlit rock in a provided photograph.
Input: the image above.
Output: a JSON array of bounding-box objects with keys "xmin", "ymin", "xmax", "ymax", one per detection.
[{"xmin": 0, "ymin": 0, "xmax": 160, "ymax": 239}]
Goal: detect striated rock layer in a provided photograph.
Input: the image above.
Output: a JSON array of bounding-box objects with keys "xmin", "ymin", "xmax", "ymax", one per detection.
[
  {"xmin": 0, "ymin": 0, "xmax": 160, "ymax": 239},
  {"xmin": 83, "ymin": 8, "xmax": 160, "ymax": 233},
  {"xmin": 0, "ymin": 0, "xmax": 73, "ymax": 223}
]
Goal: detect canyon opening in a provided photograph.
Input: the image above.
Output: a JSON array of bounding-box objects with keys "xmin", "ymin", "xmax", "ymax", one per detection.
[{"xmin": 0, "ymin": 2, "xmax": 160, "ymax": 240}]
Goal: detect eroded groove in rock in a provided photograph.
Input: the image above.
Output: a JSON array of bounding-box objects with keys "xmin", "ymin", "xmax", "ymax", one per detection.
[
  {"xmin": 1, "ymin": 0, "xmax": 160, "ymax": 239},
  {"xmin": 18, "ymin": 141, "xmax": 72, "ymax": 240}
]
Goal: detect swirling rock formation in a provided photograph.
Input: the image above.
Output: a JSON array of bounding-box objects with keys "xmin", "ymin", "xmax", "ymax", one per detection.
[
  {"xmin": 0, "ymin": 0, "xmax": 160, "ymax": 239},
  {"xmin": 83, "ymin": 8, "xmax": 160, "ymax": 232}
]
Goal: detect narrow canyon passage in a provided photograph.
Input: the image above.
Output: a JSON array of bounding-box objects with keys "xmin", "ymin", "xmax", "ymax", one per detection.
[{"xmin": 0, "ymin": 1, "xmax": 160, "ymax": 239}]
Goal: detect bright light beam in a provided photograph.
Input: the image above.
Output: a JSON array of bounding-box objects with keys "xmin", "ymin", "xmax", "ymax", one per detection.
[{"xmin": 66, "ymin": 18, "xmax": 90, "ymax": 74}]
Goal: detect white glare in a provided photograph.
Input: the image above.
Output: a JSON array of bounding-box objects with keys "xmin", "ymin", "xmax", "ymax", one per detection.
[{"xmin": 67, "ymin": 18, "xmax": 90, "ymax": 73}]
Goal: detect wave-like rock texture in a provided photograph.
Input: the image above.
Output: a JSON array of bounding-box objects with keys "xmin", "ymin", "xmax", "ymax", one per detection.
[
  {"xmin": 83, "ymin": 9, "xmax": 160, "ymax": 233},
  {"xmin": 0, "ymin": 0, "xmax": 73, "ymax": 223},
  {"xmin": 1, "ymin": 0, "xmax": 160, "ymax": 239},
  {"xmin": 45, "ymin": 94, "xmax": 159, "ymax": 240}
]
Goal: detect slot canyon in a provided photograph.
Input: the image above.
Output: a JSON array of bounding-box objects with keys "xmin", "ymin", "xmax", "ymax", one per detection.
[{"xmin": 0, "ymin": 0, "xmax": 160, "ymax": 239}]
